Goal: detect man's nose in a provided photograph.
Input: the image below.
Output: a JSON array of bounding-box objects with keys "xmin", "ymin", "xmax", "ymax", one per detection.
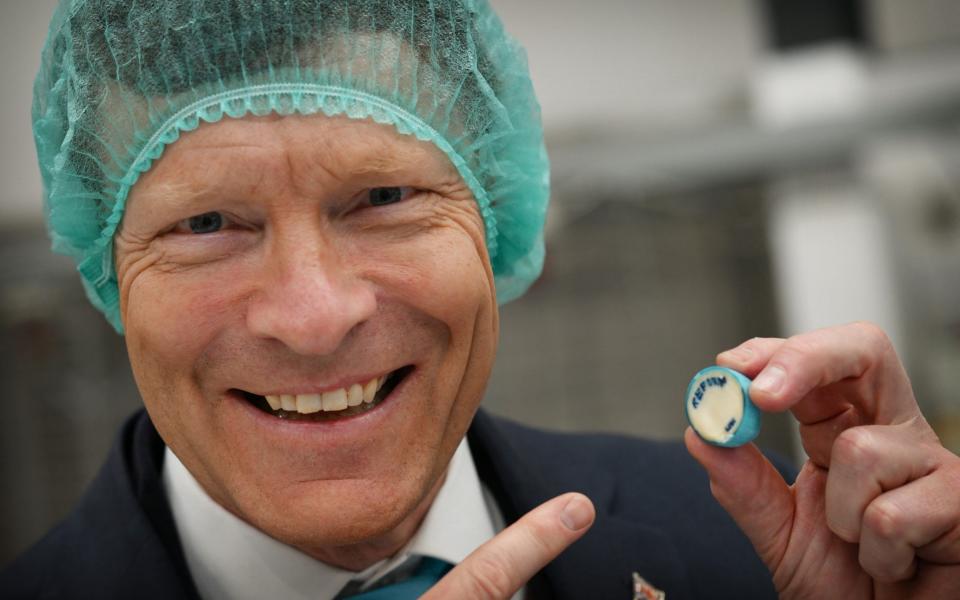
[{"xmin": 245, "ymin": 237, "xmax": 377, "ymax": 356}]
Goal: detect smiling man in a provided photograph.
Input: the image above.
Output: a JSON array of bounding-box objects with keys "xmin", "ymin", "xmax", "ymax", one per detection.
[
  {"xmin": 118, "ymin": 113, "xmax": 499, "ymax": 574},
  {"xmin": 5, "ymin": 1, "xmax": 960, "ymax": 599}
]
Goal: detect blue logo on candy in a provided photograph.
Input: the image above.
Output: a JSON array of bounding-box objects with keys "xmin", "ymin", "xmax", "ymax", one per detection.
[{"xmin": 690, "ymin": 375, "xmax": 728, "ymax": 409}]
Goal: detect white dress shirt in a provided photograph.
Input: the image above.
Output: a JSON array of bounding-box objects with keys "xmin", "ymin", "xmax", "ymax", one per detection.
[{"xmin": 164, "ymin": 437, "xmax": 509, "ymax": 600}]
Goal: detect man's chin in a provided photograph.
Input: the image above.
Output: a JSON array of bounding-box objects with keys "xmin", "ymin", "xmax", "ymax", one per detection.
[{"xmin": 235, "ymin": 475, "xmax": 442, "ymax": 565}]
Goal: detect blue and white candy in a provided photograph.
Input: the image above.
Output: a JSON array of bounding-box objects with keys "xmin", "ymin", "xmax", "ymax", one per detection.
[{"xmin": 685, "ymin": 366, "xmax": 760, "ymax": 447}]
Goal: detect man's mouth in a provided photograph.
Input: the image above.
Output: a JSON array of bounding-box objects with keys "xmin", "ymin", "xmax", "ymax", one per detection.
[{"xmin": 236, "ymin": 366, "xmax": 414, "ymax": 422}]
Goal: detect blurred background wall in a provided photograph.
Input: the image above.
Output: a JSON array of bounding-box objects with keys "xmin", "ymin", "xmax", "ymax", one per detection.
[{"xmin": 3, "ymin": 0, "xmax": 960, "ymax": 565}]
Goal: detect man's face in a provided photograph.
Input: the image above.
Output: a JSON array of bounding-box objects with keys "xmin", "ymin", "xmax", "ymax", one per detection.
[{"xmin": 115, "ymin": 114, "xmax": 498, "ymax": 561}]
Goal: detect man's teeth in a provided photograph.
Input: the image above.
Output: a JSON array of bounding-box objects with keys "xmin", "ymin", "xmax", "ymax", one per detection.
[
  {"xmin": 264, "ymin": 375, "xmax": 387, "ymax": 414},
  {"xmin": 347, "ymin": 384, "xmax": 363, "ymax": 407}
]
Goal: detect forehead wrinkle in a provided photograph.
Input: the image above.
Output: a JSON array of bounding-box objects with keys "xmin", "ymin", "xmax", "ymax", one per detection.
[
  {"xmin": 131, "ymin": 148, "xmax": 272, "ymax": 218},
  {"xmin": 286, "ymin": 143, "xmax": 344, "ymax": 200},
  {"xmin": 295, "ymin": 137, "xmax": 457, "ymax": 197},
  {"xmin": 331, "ymin": 116, "xmax": 454, "ymax": 165},
  {"xmin": 130, "ymin": 176, "xmax": 207, "ymax": 215}
]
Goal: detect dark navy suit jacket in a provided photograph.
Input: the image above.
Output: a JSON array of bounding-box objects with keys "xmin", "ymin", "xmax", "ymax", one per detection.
[{"xmin": 2, "ymin": 409, "xmax": 794, "ymax": 599}]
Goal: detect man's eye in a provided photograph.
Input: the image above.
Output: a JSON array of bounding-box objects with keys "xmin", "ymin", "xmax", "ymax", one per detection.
[
  {"xmin": 182, "ymin": 212, "xmax": 224, "ymax": 234},
  {"xmin": 368, "ymin": 187, "xmax": 414, "ymax": 207}
]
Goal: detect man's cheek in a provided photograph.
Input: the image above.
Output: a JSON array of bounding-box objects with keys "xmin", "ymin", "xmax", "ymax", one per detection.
[
  {"xmin": 130, "ymin": 272, "xmax": 237, "ymax": 344},
  {"xmin": 124, "ymin": 282, "xmax": 221, "ymax": 417}
]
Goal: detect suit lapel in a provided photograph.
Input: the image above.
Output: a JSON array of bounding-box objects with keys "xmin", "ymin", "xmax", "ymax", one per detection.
[
  {"xmin": 32, "ymin": 411, "xmax": 200, "ymax": 600},
  {"xmin": 468, "ymin": 409, "xmax": 693, "ymax": 599}
]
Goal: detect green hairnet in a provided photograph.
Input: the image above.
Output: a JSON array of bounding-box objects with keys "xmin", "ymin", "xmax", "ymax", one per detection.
[{"xmin": 33, "ymin": 0, "xmax": 549, "ymax": 333}]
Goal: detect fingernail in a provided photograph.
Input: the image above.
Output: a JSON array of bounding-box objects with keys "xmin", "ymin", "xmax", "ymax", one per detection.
[
  {"xmin": 752, "ymin": 365, "xmax": 785, "ymax": 395},
  {"xmin": 560, "ymin": 495, "xmax": 593, "ymax": 531}
]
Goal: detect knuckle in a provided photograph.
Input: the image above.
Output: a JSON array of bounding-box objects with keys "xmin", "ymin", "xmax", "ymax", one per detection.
[
  {"xmin": 465, "ymin": 555, "xmax": 515, "ymax": 599},
  {"xmin": 864, "ymin": 498, "xmax": 907, "ymax": 540},
  {"xmin": 771, "ymin": 338, "xmax": 816, "ymax": 374},
  {"xmin": 778, "ymin": 338, "xmax": 812, "ymax": 361},
  {"xmin": 832, "ymin": 428, "xmax": 881, "ymax": 470},
  {"xmin": 852, "ymin": 320, "xmax": 887, "ymax": 342},
  {"xmin": 852, "ymin": 321, "xmax": 893, "ymax": 354}
]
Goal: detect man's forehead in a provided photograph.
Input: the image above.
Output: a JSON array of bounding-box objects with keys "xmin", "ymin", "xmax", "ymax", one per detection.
[{"xmin": 129, "ymin": 113, "xmax": 458, "ymax": 207}]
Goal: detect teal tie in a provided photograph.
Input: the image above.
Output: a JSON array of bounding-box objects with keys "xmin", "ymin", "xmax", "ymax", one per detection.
[{"xmin": 343, "ymin": 557, "xmax": 453, "ymax": 600}]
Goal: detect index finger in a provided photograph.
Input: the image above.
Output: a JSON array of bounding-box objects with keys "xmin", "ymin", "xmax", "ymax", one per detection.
[
  {"xmin": 424, "ymin": 493, "xmax": 595, "ymax": 599},
  {"xmin": 718, "ymin": 322, "xmax": 916, "ymax": 422}
]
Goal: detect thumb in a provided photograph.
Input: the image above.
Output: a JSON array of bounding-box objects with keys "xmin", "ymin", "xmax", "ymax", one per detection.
[
  {"xmin": 684, "ymin": 427, "xmax": 794, "ymax": 571},
  {"xmin": 424, "ymin": 492, "xmax": 595, "ymax": 599}
]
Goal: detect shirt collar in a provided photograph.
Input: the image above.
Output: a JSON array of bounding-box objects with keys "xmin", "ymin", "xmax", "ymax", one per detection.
[{"xmin": 163, "ymin": 437, "xmax": 497, "ymax": 600}]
